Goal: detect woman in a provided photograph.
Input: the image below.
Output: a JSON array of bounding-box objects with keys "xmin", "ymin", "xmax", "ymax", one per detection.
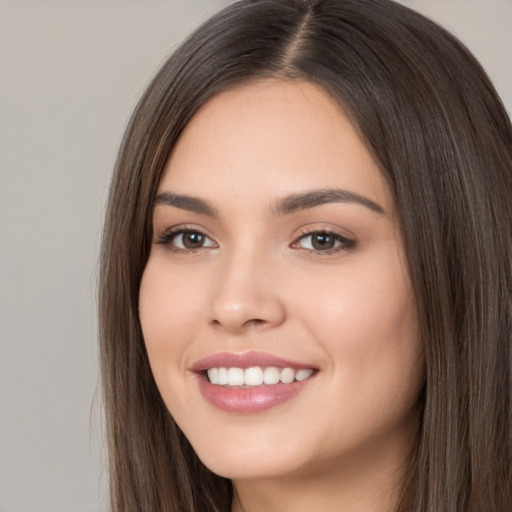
[{"xmin": 99, "ymin": 0, "xmax": 512, "ymax": 510}]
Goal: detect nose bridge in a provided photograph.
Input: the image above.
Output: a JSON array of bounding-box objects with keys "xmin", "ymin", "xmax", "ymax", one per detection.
[{"xmin": 208, "ymin": 238, "xmax": 285, "ymax": 333}]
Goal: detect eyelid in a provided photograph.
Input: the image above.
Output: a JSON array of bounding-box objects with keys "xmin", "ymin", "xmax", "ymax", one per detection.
[
  {"xmin": 291, "ymin": 226, "xmax": 356, "ymax": 253},
  {"xmin": 154, "ymin": 225, "xmax": 218, "ymax": 251},
  {"xmin": 153, "ymin": 223, "xmax": 356, "ymax": 255}
]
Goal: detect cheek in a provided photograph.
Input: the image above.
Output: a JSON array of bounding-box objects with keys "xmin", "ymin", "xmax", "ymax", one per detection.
[
  {"xmin": 296, "ymin": 252, "xmax": 416, "ymax": 337},
  {"xmin": 296, "ymin": 265, "xmax": 423, "ymax": 448},
  {"xmin": 290, "ymin": 251, "xmax": 422, "ymax": 394},
  {"xmin": 138, "ymin": 261, "xmax": 195, "ymax": 375},
  {"xmin": 138, "ymin": 260, "xmax": 208, "ymax": 429}
]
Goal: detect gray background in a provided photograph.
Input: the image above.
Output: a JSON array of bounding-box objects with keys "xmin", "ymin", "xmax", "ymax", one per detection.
[{"xmin": 1, "ymin": 1, "xmax": 510, "ymax": 511}]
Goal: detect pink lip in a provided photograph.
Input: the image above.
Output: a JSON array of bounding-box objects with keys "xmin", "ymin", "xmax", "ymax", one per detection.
[
  {"xmin": 191, "ymin": 351, "xmax": 318, "ymax": 414},
  {"xmin": 191, "ymin": 351, "xmax": 316, "ymax": 372}
]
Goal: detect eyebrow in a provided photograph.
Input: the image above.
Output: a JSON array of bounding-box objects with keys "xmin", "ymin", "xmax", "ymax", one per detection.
[
  {"xmin": 154, "ymin": 191, "xmax": 218, "ymax": 216},
  {"xmin": 272, "ymin": 188, "xmax": 385, "ymax": 216},
  {"xmin": 153, "ymin": 188, "xmax": 385, "ymax": 217}
]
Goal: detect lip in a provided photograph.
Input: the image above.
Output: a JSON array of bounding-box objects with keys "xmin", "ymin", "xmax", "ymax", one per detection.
[
  {"xmin": 191, "ymin": 351, "xmax": 318, "ymax": 413},
  {"xmin": 191, "ymin": 351, "xmax": 316, "ymax": 372}
]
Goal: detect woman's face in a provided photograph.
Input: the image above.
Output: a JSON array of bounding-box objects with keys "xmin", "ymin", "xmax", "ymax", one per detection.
[{"xmin": 139, "ymin": 80, "xmax": 424, "ymax": 483}]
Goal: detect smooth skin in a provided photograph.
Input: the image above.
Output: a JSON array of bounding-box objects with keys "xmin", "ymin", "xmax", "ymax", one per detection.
[{"xmin": 139, "ymin": 80, "xmax": 424, "ymax": 512}]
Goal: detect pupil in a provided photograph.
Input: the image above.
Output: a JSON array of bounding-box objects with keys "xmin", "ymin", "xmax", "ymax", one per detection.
[
  {"xmin": 312, "ymin": 233, "xmax": 334, "ymax": 250},
  {"xmin": 183, "ymin": 232, "xmax": 204, "ymax": 249}
]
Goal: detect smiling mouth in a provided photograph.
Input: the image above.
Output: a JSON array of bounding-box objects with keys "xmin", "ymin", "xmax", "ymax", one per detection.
[
  {"xmin": 206, "ymin": 366, "xmax": 315, "ymax": 387},
  {"xmin": 194, "ymin": 354, "xmax": 318, "ymax": 412}
]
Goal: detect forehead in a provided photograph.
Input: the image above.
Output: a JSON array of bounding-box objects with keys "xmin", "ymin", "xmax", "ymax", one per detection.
[{"xmin": 160, "ymin": 79, "xmax": 392, "ymax": 212}]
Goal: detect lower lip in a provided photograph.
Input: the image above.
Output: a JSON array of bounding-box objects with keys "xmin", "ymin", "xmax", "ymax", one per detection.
[{"xmin": 197, "ymin": 374, "xmax": 315, "ymax": 413}]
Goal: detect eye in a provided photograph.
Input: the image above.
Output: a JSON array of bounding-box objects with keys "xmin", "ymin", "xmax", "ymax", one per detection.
[
  {"xmin": 156, "ymin": 229, "xmax": 217, "ymax": 251},
  {"xmin": 292, "ymin": 230, "xmax": 356, "ymax": 253}
]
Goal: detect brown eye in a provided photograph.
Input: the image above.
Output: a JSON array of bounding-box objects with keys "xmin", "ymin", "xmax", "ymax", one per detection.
[
  {"xmin": 311, "ymin": 232, "xmax": 336, "ymax": 250},
  {"xmin": 294, "ymin": 230, "xmax": 356, "ymax": 253},
  {"xmin": 179, "ymin": 231, "xmax": 206, "ymax": 249},
  {"xmin": 156, "ymin": 229, "xmax": 217, "ymax": 251}
]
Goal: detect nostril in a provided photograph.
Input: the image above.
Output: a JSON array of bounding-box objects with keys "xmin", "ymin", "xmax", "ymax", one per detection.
[{"xmin": 209, "ymin": 317, "xmax": 268, "ymax": 333}]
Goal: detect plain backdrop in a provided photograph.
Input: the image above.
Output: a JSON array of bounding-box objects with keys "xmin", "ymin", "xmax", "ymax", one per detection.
[{"xmin": 1, "ymin": 1, "xmax": 510, "ymax": 511}]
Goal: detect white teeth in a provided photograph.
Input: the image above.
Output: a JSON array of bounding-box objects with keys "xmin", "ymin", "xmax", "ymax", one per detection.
[
  {"xmin": 227, "ymin": 367, "xmax": 245, "ymax": 386},
  {"xmin": 295, "ymin": 368, "xmax": 314, "ymax": 381},
  {"xmin": 218, "ymin": 367, "xmax": 228, "ymax": 385},
  {"xmin": 206, "ymin": 366, "xmax": 314, "ymax": 387},
  {"xmin": 207, "ymin": 368, "xmax": 218, "ymax": 384},
  {"xmin": 263, "ymin": 367, "xmax": 280, "ymax": 385},
  {"xmin": 280, "ymin": 367, "xmax": 295, "ymax": 384},
  {"xmin": 244, "ymin": 367, "xmax": 264, "ymax": 386}
]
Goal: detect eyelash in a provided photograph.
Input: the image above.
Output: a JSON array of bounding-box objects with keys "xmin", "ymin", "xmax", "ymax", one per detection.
[
  {"xmin": 155, "ymin": 227, "xmax": 356, "ymax": 255},
  {"xmin": 155, "ymin": 228, "xmax": 217, "ymax": 253},
  {"xmin": 292, "ymin": 229, "xmax": 356, "ymax": 254}
]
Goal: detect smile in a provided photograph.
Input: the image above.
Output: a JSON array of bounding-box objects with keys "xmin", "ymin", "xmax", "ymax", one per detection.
[
  {"xmin": 207, "ymin": 366, "xmax": 314, "ymax": 387},
  {"xmin": 192, "ymin": 352, "xmax": 318, "ymax": 413}
]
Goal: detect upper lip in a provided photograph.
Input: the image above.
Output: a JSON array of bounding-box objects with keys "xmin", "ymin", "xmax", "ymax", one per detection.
[{"xmin": 191, "ymin": 351, "xmax": 317, "ymax": 372}]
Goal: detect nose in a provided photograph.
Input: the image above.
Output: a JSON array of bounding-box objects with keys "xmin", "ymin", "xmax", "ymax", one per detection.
[{"xmin": 208, "ymin": 249, "xmax": 286, "ymax": 334}]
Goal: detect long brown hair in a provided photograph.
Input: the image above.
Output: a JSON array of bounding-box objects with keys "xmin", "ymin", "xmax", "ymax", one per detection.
[{"xmin": 99, "ymin": 1, "xmax": 512, "ymax": 510}]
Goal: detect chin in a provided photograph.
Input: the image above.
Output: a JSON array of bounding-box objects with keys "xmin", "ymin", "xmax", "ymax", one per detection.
[
  {"xmin": 183, "ymin": 421, "xmax": 314, "ymax": 481},
  {"xmin": 199, "ymin": 450, "xmax": 306, "ymax": 481}
]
